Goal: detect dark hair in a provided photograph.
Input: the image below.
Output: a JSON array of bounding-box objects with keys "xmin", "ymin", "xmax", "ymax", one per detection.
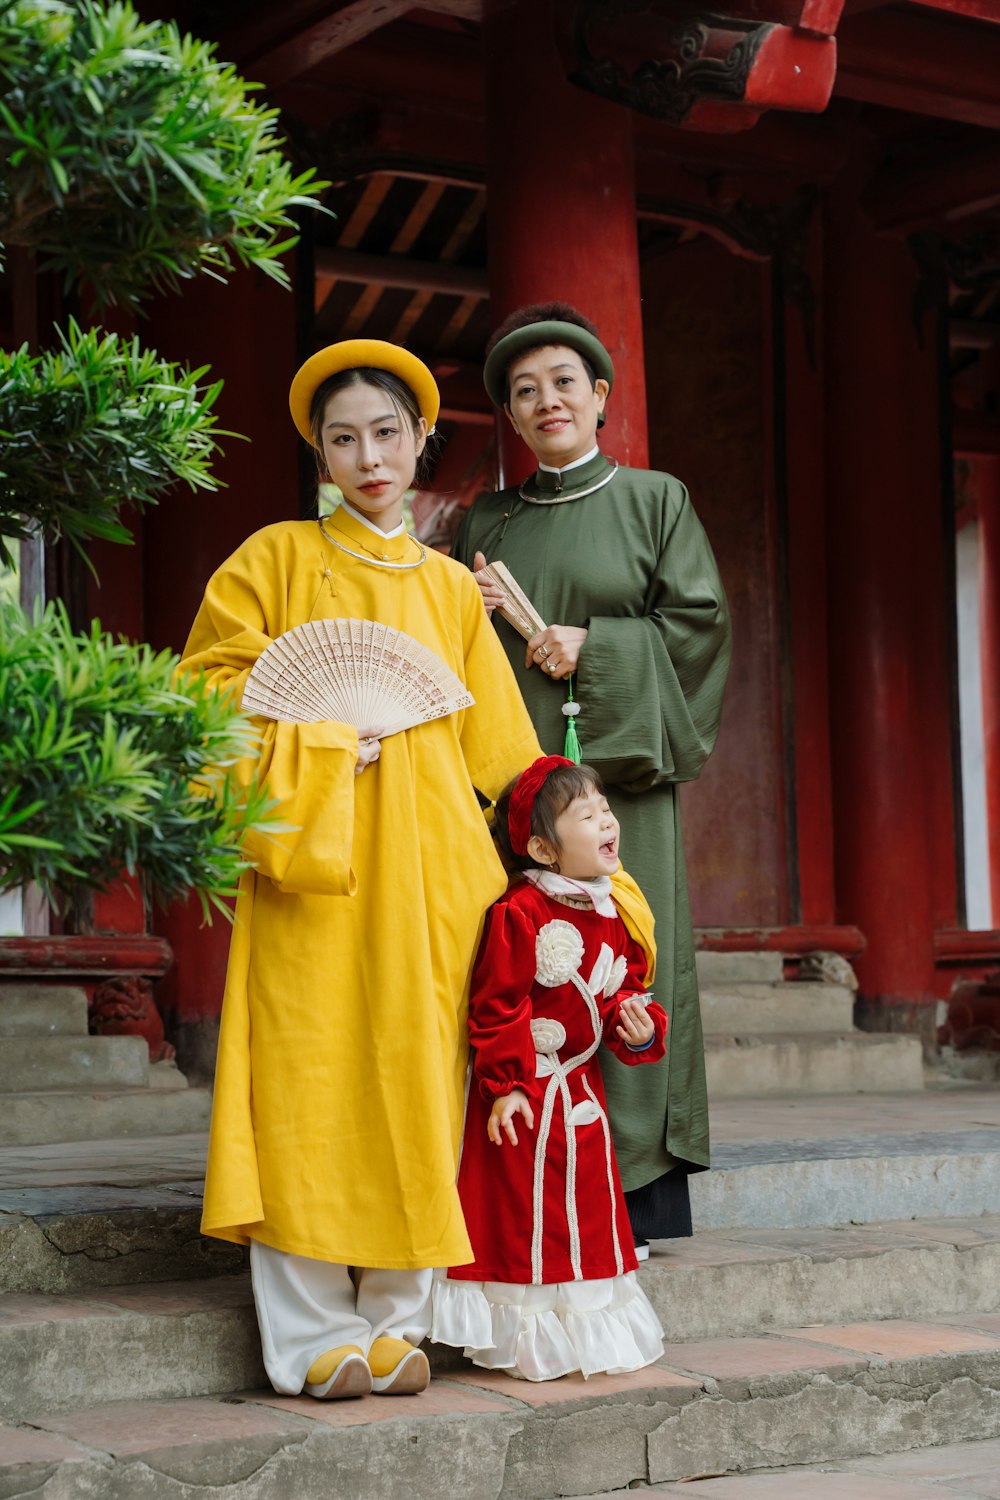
[
  {"xmin": 493, "ymin": 762, "xmax": 606, "ymax": 872},
  {"xmin": 308, "ymin": 366, "xmax": 434, "ymax": 486},
  {"xmin": 485, "ymin": 302, "xmax": 600, "ymax": 410}
]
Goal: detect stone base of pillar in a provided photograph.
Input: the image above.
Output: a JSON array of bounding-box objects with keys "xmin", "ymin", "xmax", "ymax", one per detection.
[{"xmin": 854, "ymin": 995, "xmax": 939, "ymax": 1059}]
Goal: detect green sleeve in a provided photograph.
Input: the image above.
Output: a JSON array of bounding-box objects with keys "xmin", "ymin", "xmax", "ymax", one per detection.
[
  {"xmin": 450, "ymin": 502, "xmax": 477, "ymax": 570},
  {"xmin": 576, "ymin": 481, "xmax": 731, "ymax": 792}
]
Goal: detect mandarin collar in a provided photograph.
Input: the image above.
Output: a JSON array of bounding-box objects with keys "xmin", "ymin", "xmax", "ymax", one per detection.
[
  {"xmin": 525, "ymin": 449, "xmax": 613, "ymax": 498},
  {"xmin": 327, "ymin": 505, "xmax": 414, "ymax": 561}
]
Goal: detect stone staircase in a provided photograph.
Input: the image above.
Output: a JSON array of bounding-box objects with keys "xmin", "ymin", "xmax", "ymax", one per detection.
[
  {"xmin": 697, "ymin": 951, "xmax": 925, "ymax": 1096},
  {"xmin": 0, "ymin": 982, "xmax": 212, "ymax": 1146},
  {"xmin": 2, "ymin": 1086, "xmax": 998, "ymax": 1497}
]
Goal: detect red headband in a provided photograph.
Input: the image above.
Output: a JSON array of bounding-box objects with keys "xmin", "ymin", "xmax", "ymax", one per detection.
[{"xmin": 508, "ymin": 755, "xmax": 575, "ymax": 855}]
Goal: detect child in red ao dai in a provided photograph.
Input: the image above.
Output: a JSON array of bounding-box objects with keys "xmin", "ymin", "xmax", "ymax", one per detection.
[{"xmin": 431, "ymin": 756, "xmax": 667, "ymax": 1381}]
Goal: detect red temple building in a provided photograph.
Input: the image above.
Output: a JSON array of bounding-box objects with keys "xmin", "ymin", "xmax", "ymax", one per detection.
[{"xmin": 9, "ymin": 0, "xmax": 1000, "ymax": 1074}]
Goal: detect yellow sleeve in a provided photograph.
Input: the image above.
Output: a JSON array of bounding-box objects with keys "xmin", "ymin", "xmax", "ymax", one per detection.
[
  {"xmin": 180, "ymin": 533, "xmax": 358, "ymax": 897},
  {"xmin": 456, "ymin": 569, "xmax": 542, "ymax": 801},
  {"xmin": 611, "ymin": 865, "xmax": 657, "ymax": 986}
]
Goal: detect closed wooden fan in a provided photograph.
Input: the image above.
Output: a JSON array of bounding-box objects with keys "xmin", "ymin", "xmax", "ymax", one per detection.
[{"xmin": 241, "ymin": 618, "xmax": 475, "ymax": 736}]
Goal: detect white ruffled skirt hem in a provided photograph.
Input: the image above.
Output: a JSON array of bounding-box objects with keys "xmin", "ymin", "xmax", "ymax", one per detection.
[{"xmin": 430, "ymin": 1271, "xmax": 664, "ymax": 1382}]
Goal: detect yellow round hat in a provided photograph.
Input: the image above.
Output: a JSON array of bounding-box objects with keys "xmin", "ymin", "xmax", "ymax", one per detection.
[{"xmin": 289, "ymin": 339, "xmax": 440, "ymax": 443}]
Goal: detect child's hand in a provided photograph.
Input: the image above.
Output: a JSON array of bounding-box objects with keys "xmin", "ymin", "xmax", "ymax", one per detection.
[
  {"xmin": 488, "ymin": 1089, "xmax": 535, "ymax": 1146},
  {"xmin": 617, "ymin": 996, "xmax": 654, "ymax": 1049}
]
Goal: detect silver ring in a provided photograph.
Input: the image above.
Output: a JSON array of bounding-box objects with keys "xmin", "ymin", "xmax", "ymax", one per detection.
[
  {"xmin": 547, "ymin": 661, "xmax": 557, "ymax": 673},
  {"xmin": 539, "ymin": 646, "xmax": 550, "ymax": 658}
]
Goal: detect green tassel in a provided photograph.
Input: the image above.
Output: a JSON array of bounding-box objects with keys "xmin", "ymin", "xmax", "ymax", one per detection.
[{"xmin": 563, "ymin": 676, "xmax": 582, "ymax": 763}]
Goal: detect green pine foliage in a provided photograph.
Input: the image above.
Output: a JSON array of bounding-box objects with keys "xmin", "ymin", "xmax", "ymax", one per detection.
[
  {"xmin": 0, "ymin": 600, "xmax": 279, "ymax": 920},
  {"xmin": 0, "ymin": 0, "xmax": 327, "ymax": 307},
  {"xmin": 0, "ymin": 318, "xmax": 227, "ymax": 565}
]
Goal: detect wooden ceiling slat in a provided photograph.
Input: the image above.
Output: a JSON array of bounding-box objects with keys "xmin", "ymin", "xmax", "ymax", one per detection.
[
  {"xmin": 242, "ymin": 1, "xmax": 411, "ymax": 88},
  {"xmin": 438, "ymin": 293, "xmax": 486, "ymax": 353},
  {"xmin": 339, "ymin": 174, "xmax": 396, "ymax": 250},
  {"xmin": 315, "ymin": 175, "xmax": 396, "ymax": 316},
  {"xmin": 390, "ymin": 188, "xmax": 487, "ymax": 345},
  {"xmin": 338, "ymin": 180, "xmax": 447, "ymax": 338}
]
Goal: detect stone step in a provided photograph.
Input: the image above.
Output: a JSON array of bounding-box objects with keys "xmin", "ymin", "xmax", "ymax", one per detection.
[
  {"xmin": 0, "ymin": 1087, "xmax": 212, "ymax": 1147},
  {"xmin": 3, "ymin": 1168, "xmax": 998, "ymax": 1355},
  {"xmin": 1, "ymin": 1313, "xmax": 999, "ymax": 1498},
  {"xmin": 0, "ymin": 984, "xmax": 88, "ymax": 1038},
  {"xmin": 0, "ymin": 1035, "xmax": 149, "ymax": 1093},
  {"xmin": 0, "ymin": 1277, "xmax": 264, "ymax": 1423},
  {"xmin": 0, "ymin": 1193, "xmax": 245, "ymax": 1295},
  {"xmin": 700, "ymin": 982, "xmax": 854, "ymax": 1035},
  {"xmin": 696, "ymin": 951, "xmax": 784, "ymax": 985},
  {"xmin": 1, "ymin": 1217, "xmax": 997, "ymax": 1412},
  {"xmin": 704, "ymin": 1031, "xmax": 924, "ymax": 1097},
  {"xmin": 695, "ymin": 1119, "xmax": 1000, "ymax": 1231},
  {"xmin": 643, "ymin": 1216, "xmax": 1000, "ymax": 1343}
]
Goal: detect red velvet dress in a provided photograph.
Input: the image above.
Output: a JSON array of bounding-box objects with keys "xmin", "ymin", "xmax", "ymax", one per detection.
[{"xmin": 431, "ymin": 876, "xmax": 668, "ymax": 1380}]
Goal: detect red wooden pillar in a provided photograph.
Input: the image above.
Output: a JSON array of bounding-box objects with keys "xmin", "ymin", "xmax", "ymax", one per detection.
[
  {"xmin": 823, "ymin": 179, "xmax": 958, "ymax": 1042},
  {"xmin": 482, "ymin": 0, "xmax": 647, "ymax": 482},
  {"xmin": 977, "ymin": 456, "xmax": 1000, "ymax": 924}
]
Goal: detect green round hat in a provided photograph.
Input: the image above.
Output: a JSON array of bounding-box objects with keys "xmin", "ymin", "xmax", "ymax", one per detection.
[{"xmin": 483, "ymin": 320, "xmax": 615, "ymax": 409}]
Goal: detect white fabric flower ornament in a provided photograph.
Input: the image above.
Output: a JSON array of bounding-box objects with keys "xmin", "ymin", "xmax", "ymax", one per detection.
[
  {"xmin": 587, "ymin": 944, "xmax": 629, "ymax": 999},
  {"xmin": 530, "ymin": 1017, "xmax": 567, "ymax": 1054},
  {"xmin": 534, "ymin": 919, "xmax": 585, "ymax": 987},
  {"xmin": 603, "ymin": 954, "xmax": 628, "ymax": 999}
]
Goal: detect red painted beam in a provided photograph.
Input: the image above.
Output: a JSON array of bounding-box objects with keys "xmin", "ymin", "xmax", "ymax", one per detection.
[
  {"xmin": 0, "ymin": 935, "xmax": 173, "ymax": 976},
  {"xmin": 935, "ymin": 929, "xmax": 1000, "ymax": 962},
  {"xmin": 908, "ymin": 0, "xmax": 1000, "ymax": 22},
  {"xmin": 313, "ymin": 246, "xmax": 488, "ymax": 299},
  {"xmin": 836, "ymin": 8, "xmax": 1000, "ymax": 128},
  {"xmin": 864, "ymin": 146, "xmax": 1000, "ymax": 233},
  {"xmin": 699, "ymin": 0, "xmax": 844, "ymax": 34},
  {"xmin": 695, "ymin": 925, "xmax": 867, "ymax": 956}
]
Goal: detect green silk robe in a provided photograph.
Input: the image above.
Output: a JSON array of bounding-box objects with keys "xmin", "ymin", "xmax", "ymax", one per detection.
[{"xmin": 453, "ymin": 451, "xmax": 731, "ymax": 1190}]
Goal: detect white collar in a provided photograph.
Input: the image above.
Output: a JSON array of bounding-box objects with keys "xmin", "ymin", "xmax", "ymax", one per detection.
[
  {"xmin": 538, "ymin": 445, "xmax": 600, "ymax": 476},
  {"xmin": 339, "ymin": 499, "xmax": 406, "ymax": 538},
  {"xmin": 523, "ymin": 868, "xmax": 617, "ymax": 917}
]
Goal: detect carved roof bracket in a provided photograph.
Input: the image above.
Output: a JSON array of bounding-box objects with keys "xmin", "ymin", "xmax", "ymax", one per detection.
[{"xmin": 567, "ymin": 0, "xmax": 839, "ymax": 133}]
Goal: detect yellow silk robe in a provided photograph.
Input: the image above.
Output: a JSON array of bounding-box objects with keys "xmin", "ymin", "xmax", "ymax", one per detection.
[{"xmin": 181, "ymin": 510, "xmax": 541, "ymax": 1270}]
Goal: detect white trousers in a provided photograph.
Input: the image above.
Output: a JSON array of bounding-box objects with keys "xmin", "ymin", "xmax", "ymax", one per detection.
[{"xmin": 249, "ymin": 1241, "xmax": 433, "ymax": 1395}]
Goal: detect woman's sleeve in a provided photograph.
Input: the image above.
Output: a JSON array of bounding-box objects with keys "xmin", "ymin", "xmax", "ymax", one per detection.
[
  {"xmin": 179, "ymin": 538, "xmax": 359, "ymax": 897},
  {"xmin": 457, "ymin": 569, "xmax": 542, "ymax": 801},
  {"xmin": 468, "ymin": 901, "xmax": 539, "ymax": 1102},
  {"xmin": 576, "ymin": 477, "xmax": 732, "ymax": 792}
]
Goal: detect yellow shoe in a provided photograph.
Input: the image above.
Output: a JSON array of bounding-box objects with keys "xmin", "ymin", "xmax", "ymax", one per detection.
[
  {"xmin": 303, "ymin": 1344, "xmax": 372, "ymax": 1400},
  {"xmin": 367, "ymin": 1336, "xmax": 430, "ymax": 1395}
]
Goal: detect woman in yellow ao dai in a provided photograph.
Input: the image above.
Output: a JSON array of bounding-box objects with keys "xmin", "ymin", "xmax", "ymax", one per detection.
[{"xmin": 180, "ymin": 341, "xmax": 541, "ymax": 1400}]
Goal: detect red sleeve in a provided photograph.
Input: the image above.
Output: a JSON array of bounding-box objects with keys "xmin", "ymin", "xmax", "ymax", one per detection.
[
  {"xmin": 599, "ymin": 926, "xmax": 668, "ymax": 1066},
  {"xmin": 468, "ymin": 898, "xmax": 538, "ymax": 1102}
]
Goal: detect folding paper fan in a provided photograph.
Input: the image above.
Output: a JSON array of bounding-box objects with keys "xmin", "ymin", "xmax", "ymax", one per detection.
[
  {"xmin": 475, "ymin": 559, "xmax": 547, "ymax": 641},
  {"xmin": 241, "ymin": 619, "xmax": 475, "ymax": 736}
]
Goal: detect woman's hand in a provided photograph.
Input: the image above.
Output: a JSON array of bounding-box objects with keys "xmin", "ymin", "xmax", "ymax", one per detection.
[
  {"xmin": 354, "ymin": 734, "xmax": 382, "ymax": 775},
  {"xmin": 526, "ymin": 625, "xmax": 588, "ymax": 681},
  {"xmin": 488, "ymin": 1088, "xmax": 535, "ymax": 1146},
  {"xmin": 472, "ymin": 551, "xmax": 505, "ymax": 617},
  {"xmin": 616, "ymin": 996, "xmax": 654, "ymax": 1049}
]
